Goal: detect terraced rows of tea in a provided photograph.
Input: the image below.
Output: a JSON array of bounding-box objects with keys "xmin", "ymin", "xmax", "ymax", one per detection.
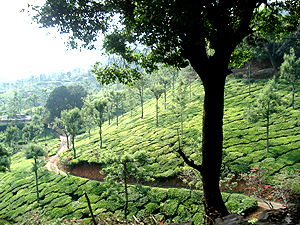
[
  {"xmin": 1, "ymin": 78, "xmax": 300, "ymax": 223},
  {"xmin": 223, "ymin": 79, "xmax": 300, "ymax": 174},
  {"xmin": 70, "ymin": 78, "xmax": 300, "ymax": 178},
  {"xmin": 0, "ymin": 152, "xmax": 257, "ymax": 223}
]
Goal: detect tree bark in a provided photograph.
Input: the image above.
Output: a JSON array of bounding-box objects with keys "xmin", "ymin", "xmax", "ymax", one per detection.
[
  {"xmin": 64, "ymin": 131, "xmax": 70, "ymax": 149},
  {"xmin": 266, "ymin": 103, "xmax": 270, "ymax": 153},
  {"xmin": 201, "ymin": 74, "xmax": 229, "ymax": 223},
  {"xmin": 292, "ymin": 84, "xmax": 295, "ymax": 110},
  {"xmin": 248, "ymin": 59, "xmax": 251, "ymax": 95},
  {"xmin": 156, "ymin": 98, "xmax": 158, "ymax": 127},
  {"xmin": 99, "ymin": 121, "xmax": 103, "ymax": 148},
  {"xmin": 72, "ymin": 136, "xmax": 76, "ymax": 159},
  {"xmin": 264, "ymin": 43, "xmax": 278, "ymax": 74},
  {"xmin": 139, "ymin": 89, "xmax": 144, "ymax": 119},
  {"xmin": 116, "ymin": 104, "xmax": 119, "ymax": 126},
  {"xmin": 123, "ymin": 162, "xmax": 128, "ymax": 220}
]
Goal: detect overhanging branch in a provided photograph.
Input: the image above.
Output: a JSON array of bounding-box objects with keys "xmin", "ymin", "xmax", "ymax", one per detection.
[{"xmin": 177, "ymin": 130, "xmax": 203, "ymax": 173}]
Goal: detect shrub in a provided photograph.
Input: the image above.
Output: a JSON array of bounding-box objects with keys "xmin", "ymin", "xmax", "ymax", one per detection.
[
  {"xmin": 144, "ymin": 202, "xmax": 159, "ymax": 213},
  {"xmin": 225, "ymin": 194, "xmax": 257, "ymax": 214},
  {"xmin": 148, "ymin": 187, "xmax": 167, "ymax": 203},
  {"xmin": 272, "ymin": 168, "xmax": 300, "ymax": 204},
  {"xmin": 191, "ymin": 190, "xmax": 203, "ymax": 204},
  {"xmin": 161, "ymin": 199, "xmax": 179, "ymax": 216},
  {"xmin": 167, "ymin": 188, "xmax": 191, "ymax": 203},
  {"xmin": 192, "ymin": 212, "xmax": 203, "ymax": 225}
]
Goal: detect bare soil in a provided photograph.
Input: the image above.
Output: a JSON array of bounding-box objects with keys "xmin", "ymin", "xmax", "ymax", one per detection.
[
  {"xmin": 44, "ymin": 135, "xmax": 68, "ymax": 176},
  {"xmin": 44, "ymin": 135, "xmax": 285, "ymax": 221}
]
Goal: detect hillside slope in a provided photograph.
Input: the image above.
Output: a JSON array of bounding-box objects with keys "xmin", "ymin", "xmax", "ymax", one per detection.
[
  {"xmin": 2, "ymin": 77, "xmax": 299, "ymax": 223},
  {"xmin": 68, "ymin": 78, "xmax": 300, "ymax": 179}
]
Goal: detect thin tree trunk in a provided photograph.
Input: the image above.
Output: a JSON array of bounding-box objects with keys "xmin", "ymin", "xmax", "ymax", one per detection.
[
  {"xmin": 180, "ymin": 109, "xmax": 183, "ymax": 143},
  {"xmin": 189, "ymin": 76, "xmax": 192, "ymax": 99},
  {"xmin": 264, "ymin": 43, "xmax": 278, "ymax": 74},
  {"xmin": 8, "ymin": 157, "xmax": 11, "ymax": 172},
  {"xmin": 64, "ymin": 131, "xmax": 70, "ymax": 149},
  {"xmin": 34, "ymin": 158, "xmax": 40, "ymax": 203},
  {"xmin": 116, "ymin": 104, "xmax": 119, "ymax": 126},
  {"xmin": 156, "ymin": 99, "xmax": 158, "ymax": 127},
  {"xmin": 164, "ymin": 90, "xmax": 167, "ymax": 110},
  {"xmin": 123, "ymin": 163, "xmax": 128, "ymax": 220},
  {"xmin": 248, "ymin": 60, "xmax": 251, "ymax": 95},
  {"xmin": 140, "ymin": 90, "xmax": 144, "ymax": 119},
  {"xmin": 99, "ymin": 121, "xmax": 103, "ymax": 148},
  {"xmin": 266, "ymin": 105, "xmax": 270, "ymax": 153},
  {"xmin": 292, "ymin": 84, "xmax": 295, "ymax": 110},
  {"xmin": 72, "ymin": 136, "xmax": 76, "ymax": 159}
]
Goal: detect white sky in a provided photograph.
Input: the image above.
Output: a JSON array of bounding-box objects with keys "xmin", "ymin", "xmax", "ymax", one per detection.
[{"xmin": 0, "ymin": 0, "xmax": 105, "ymax": 81}]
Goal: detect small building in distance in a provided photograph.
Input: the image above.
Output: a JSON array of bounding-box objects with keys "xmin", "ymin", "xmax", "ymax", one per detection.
[{"xmin": 0, "ymin": 113, "xmax": 32, "ymax": 124}]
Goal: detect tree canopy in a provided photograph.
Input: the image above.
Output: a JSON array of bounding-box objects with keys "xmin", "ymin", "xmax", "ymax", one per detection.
[
  {"xmin": 280, "ymin": 47, "xmax": 300, "ymax": 109},
  {"xmin": 45, "ymin": 85, "xmax": 87, "ymax": 122}
]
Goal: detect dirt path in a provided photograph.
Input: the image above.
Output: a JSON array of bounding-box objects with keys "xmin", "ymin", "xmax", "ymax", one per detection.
[
  {"xmin": 44, "ymin": 135, "xmax": 285, "ymax": 221},
  {"xmin": 245, "ymin": 198, "xmax": 285, "ymax": 220},
  {"xmin": 45, "ymin": 135, "xmax": 68, "ymax": 176}
]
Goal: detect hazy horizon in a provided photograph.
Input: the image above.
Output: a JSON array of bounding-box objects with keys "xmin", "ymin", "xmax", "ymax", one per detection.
[{"xmin": 0, "ymin": 0, "xmax": 105, "ymax": 81}]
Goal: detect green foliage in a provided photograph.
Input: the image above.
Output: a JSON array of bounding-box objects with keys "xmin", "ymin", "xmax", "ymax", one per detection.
[
  {"xmin": 45, "ymin": 85, "xmax": 87, "ymax": 122},
  {"xmin": 61, "ymin": 107, "xmax": 82, "ymax": 158},
  {"xmin": 22, "ymin": 123, "xmax": 43, "ymax": 143},
  {"xmin": 0, "ymin": 144, "xmax": 9, "ymax": 172},
  {"xmin": 280, "ymin": 47, "xmax": 300, "ymax": 109},
  {"xmin": 93, "ymin": 98, "xmax": 108, "ymax": 148},
  {"xmin": 226, "ymin": 194, "xmax": 257, "ymax": 214},
  {"xmin": 144, "ymin": 202, "xmax": 159, "ymax": 213}
]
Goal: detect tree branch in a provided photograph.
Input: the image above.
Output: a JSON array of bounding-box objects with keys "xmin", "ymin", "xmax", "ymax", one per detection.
[{"xmin": 177, "ymin": 130, "xmax": 203, "ymax": 173}]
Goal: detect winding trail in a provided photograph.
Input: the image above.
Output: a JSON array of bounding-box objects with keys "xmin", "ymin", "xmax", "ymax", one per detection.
[
  {"xmin": 45, "ymin": 135, "xmax": 68, "ymax": 176},
  {"xmin": 44, "ymin": 135, "xmax": 285, "ymax": 220}
]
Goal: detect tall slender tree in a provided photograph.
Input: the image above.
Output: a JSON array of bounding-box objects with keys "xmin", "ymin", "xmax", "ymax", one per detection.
[
  {"xmin": 158, "ymin": 69, "xmax": 171, "ymax": 110},
  {"xmin": 134, "ymin": 75, "xmax": 148, "ymax": 119},
  {"xmin": 244, "ymin": 79, "xmax": 280, "ymax": 152},
  {"xmin": 149, "ymin": 84, "xmax": 164, "ymax": 127},
  {"xmin": 93, "ymin": 98, "xmax": 107, "ymax": 148},
  {"xmin": 101, "ymin": 150, "xmax": 151, "ymax": 220},
  {"xmin": 81, "ymin": 98, "xmax": 96, "ymax": 140},
  {"xmin": 171, "ymin": 78, "xmax": 189, "ymax": 143},
  {"xmin": 280, "ymin": 47, "xmax": 300, "ymax": 109},
  {"xmin": 24, "ymin": 143, "xmax": 47, "ymax": 203},
  {"xmin": 61, "ymin": 107, "xmax": 82, "ymax": 159},
  {"xmin": 108, "ymin": 90, "xmax": 124, "ymax": 126}
]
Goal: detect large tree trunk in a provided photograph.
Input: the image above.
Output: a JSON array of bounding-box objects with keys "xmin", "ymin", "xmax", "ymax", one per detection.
[{"xmin": 201, "ymin": 73, "xmax": 229, "ymax": 223}]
